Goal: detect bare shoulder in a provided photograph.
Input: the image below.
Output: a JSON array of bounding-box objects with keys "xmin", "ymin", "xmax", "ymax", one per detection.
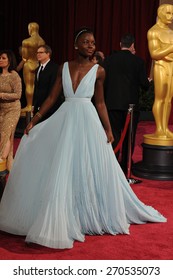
[
  {"xmin": 68, "ymin": 60, "xmax": 75, "ymax": 64},
  {"xmin": 57, "ymin": 63, "xmax": 64, "ymax": 75},
  {"xmin": 59, "ymin": 60, "xmax": 76, "ymax": 73},
  {"xmin": 67, "ymin": 60, "xmax": 76, "ymax": 68},
  {"xmin": 97, "ymin": 65, "xmax": 105, "ymax": 80}
]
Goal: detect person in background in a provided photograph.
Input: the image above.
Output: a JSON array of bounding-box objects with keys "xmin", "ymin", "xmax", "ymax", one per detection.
[
  {"xmin": 0, "ymin": 50, "xmax": 22, "ymax": 172},
  {"xmin": 33, "ymin": 45, "xmax": 63, "ymax": 122},
  {"xmin": 96, "ymin": 51, "xmax": 105, "ymax": 60},
  {"xmin": 103, "ymin": 33, "xmax": 150, "ymax": 175},
  {"xmin": 91, "ymin": 51, "xmax": 104, "ymax": 66},
  {"xmin": 21, "ymin": 22, "xmax": 45, "ymax": 114},
  {"xmin": 0, "ymin": 29, "xmax": 166, "ymax": 250}
]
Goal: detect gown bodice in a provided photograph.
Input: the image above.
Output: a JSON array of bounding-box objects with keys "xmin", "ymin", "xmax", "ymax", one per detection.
[{"xmin": 62, "ymin": 62, "xmax": 99, "ymax": 99}]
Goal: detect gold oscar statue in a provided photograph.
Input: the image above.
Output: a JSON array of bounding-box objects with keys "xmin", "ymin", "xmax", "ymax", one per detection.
[
  {"xmin": 21, "ymin": 22, "xmax": 45, "ymax": 115},
  {"xmin": 145, "ymin": 4, "xmax": 173, "ymax": 146}
]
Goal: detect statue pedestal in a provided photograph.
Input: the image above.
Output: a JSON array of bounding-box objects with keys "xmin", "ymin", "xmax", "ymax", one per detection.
[
  {"xmin": 133, "ymin": 142, "xmax": 173, "ymax": 180},
  {"xmin": 143, "ymin": 133, "xmax": 173, "ymax": 146},
  {"xmin": 0, "ymin": 160, "xmax": 8, "ymax": 176}
]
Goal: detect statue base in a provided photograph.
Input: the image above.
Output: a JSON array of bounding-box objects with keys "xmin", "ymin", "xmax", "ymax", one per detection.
[
  {"xmin": 0, "ymin": 160, "xmax": 9, "ymax": 175},
  {"xmin": 143, "ymin": 133, "xmax": 173, "ymax": 146},
  {"xmin": 132, "ymin": 143, "xmax": 173, "ymax": 180}
]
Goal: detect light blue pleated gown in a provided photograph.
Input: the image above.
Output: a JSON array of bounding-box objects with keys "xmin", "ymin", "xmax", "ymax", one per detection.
[{"xmin": 0, "ymin": 62, "xmax": 166, "ymax": 249}]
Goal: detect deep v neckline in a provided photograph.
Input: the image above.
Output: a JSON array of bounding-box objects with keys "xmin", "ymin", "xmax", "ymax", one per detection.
[{"xmin": 67, "ymin": 62, "xmax": 97, "ymax": 95}]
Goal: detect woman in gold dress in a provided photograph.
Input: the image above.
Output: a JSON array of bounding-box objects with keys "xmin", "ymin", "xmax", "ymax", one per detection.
[{"xmin": 0, "ymin": 50, "xmax": 22, "ymax": 172}]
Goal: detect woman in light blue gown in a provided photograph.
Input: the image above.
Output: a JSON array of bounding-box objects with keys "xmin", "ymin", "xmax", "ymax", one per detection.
[{"xmin": 0, "ymin": 28, "xmax": 166, "ymax": 249}]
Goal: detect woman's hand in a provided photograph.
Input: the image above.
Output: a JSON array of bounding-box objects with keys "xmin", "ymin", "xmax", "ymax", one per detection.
[
  {"xmin": 105, "ymin": 129, "xmax": 114, "ymax": 144},
  {"xmin": 24, "ymin": 121, "xmax": 34, "ymax": 135}
]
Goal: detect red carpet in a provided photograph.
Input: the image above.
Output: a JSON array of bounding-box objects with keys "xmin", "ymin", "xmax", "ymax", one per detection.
[{"xmin": 0, "ymin": 121, "xmax": 173, "ymax": 260}]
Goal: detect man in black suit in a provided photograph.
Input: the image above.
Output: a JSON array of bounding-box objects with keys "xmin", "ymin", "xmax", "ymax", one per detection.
[
  {"xmin": 33, "ymin": 44, "xmax": 63, "ymax": 121},
  {"xmin": 104, "ymin": 34, "xmax": 150, "ymax": 175}
]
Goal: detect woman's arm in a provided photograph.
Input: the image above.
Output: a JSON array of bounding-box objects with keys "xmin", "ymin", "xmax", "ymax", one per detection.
[
  {"xmin": 94, "ymin": 66, "xmax": 114, "ymax": 143},
  {"xmin": 0, "ymin": 71, "xmax": 22, "ymax": 101},
  {"xmin": 16, "ymin": 59, "xmax": 25, "ymax": 72}
]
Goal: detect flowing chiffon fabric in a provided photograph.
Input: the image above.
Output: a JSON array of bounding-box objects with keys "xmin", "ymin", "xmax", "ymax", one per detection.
[{"xmin": 0, "ymin": 62, "xmax": 166, "ymax": 249}]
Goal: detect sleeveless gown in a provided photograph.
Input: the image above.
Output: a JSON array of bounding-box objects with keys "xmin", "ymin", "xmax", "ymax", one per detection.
[{"xmin": 0, "ymin": 62, "xmax": 166, "ymax": 249}]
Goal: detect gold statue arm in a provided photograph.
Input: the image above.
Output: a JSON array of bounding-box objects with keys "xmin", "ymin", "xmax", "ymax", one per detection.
[
  {"xmin": 16, "ymin": 59, "xmax": 25, "ymax": 72},
  {"xmin": 147, "ymin": 31, "xmax": 173, "ymax": 61}
]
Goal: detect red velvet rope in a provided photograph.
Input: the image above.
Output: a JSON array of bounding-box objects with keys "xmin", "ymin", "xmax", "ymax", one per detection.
[{"xmin": 113, "ymin": 112, "xmax": 131, "ymax": 154}]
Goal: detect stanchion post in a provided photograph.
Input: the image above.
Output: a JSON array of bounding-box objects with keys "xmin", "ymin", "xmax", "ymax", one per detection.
[
  {"xmin": 126, "ymin": 104, "xmax": 142, "ymax": 184},
  {"xmin": 127, "ymin": 104, "xmax": 134, "ymax": 179}
]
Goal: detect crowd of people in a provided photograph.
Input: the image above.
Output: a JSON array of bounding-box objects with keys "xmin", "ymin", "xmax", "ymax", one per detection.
[
  {"xmin": 0, "ymin": 3, "xmax": 172, "ymax": 249},
  {"xmin": 0, "ymin": 31, "xmax": 141, "ymax": 177}
]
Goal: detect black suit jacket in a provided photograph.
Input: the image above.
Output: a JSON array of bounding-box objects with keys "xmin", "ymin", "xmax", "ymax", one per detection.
[
  {"xmin": 33, "ymin": 60, "xmax": 63, "ymax": 120},
  {"xmin": 103, "ymin": 50, "xmax": 149, "ymax": 111}
]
